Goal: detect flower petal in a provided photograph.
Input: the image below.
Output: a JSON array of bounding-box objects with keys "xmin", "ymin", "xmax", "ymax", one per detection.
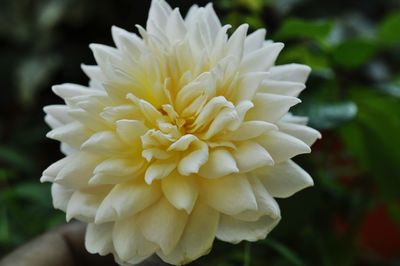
[
  {"xmin": 269, "ymin": 63, "xmax": 311, "ymax": 83},
  {"xmin": 233, "ymin": 140, "xmax": 274, "ymax": 172},
  {"xmin": 162, "ymin": 172, "xmax": 198, "ymax": 213},
  {"xmin": 85, "ymin": 223, "xmax": 114, "ymax": 256},
  {"xmin": 277, "ymin": 121, "xmax": 321, "ymax": 146},
  {"xmin": 257, "ymin": 131, "xmax": 311, "ymax": 163},
  {"xmin": 157, "ymin": 200, "xmax": 219, "ymax": 265},
  {"xmin": 138, "ymin": 198, "xmax": 188, "ymax": 254},
  {"xmin": 198, "ymin": 149, "xmax": 238, "ymax": 178},
  {"xmin": 51, "ymin": 183, "xmax": 73, "ymax": 212},
  {"xmin": 201, "ymin": 174, "xmax": 257, "ymax": 215},
  {"xmin": 255, "ymin": 160, "xmax": 314, "ymax": 198},
  {"xmin": 216, "ymin": 214, "xmax": 280, "ymax": 244},
  {"xmin": 112, "ymin": 217, "xmax": 158, "ymax": 261},
  {"xmin": 95, "ymin": 180, "xmax": 161, "ymax": 223}
]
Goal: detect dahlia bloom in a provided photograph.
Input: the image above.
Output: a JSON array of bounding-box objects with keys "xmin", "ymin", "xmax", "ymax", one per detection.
[{"xmin": 41, "ymin": 0, "xmax": 321, "ymax": 264}]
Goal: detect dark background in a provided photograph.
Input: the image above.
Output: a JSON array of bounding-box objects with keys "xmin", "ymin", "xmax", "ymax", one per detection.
[{"xmin": 0, "ymin": 0, "xmax": 400, "ymax": 265}]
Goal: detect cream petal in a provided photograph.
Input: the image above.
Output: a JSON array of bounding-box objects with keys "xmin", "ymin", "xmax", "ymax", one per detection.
[
  {"xmin": 147, "ymin": 0, "xmax": 172, "ymax": 34},
  {"xmin": 115, "ymin": 119, "xmax": 148, "ymax": 145},
  {"xmin": 162, "ymin": 172, "xmax": 198, "ymax": 213},
  {"xmin": 226, "ymin": 24, "xmax": 248, "ymax": 60},
  {"xmin": 85, "ymin": 223, "xmax": 114, "ymax": 256},
  {"xmin": 178, "ymin": 140, "xmax": 209, "ymax": 176},
  {"xmin": 111, "ymin": 26, "xmax": 144, "ymax": 61},
  {"xmin": 81, "ymin": 131, "xmax": 126, "ymax": 155},
  {"xmin": 43, "ymin": 105, "xmax": 72, "ymax": 126},
  {"xmin": 166, "ymin": 9, "xmax": 187, "ymax": 42},
  {"xmin": 95, "ymin": 180, "xmax": 161, "ymax": 223},
  {"xmin": 246, "ymin": 93, "xmax": 301, "ymax": 123},
  {"xmin": 41, "ymin": 157, "xmax": 69, "ymax": 183},
  {"xmin": 233, "ymin": 72, "xmax": 269, "ymax": 103},
  {"xmin": 138, "ymin": 198, "xmax": 188, "ymax": 254},
  {"xmin": 66, "ymin": 186, "xmax": 110, "ymax": 222},
  {"xmin": 51, "ymin": 183, "xmax": 73, "ymax": 212},
  {"xmin": 54, "ymin": 152, "xmax": 102, "ymax": 189},
  {"xmin": 198, "ymin": 149, "xmax": 238, "ymax": 178},
  {"xmin": 93, "ymin": 158, "xmax": 144, "ymax": 177},
  {"xmin": 112, "ymin": 217, "xmax": 158, "ymax": 261},
  {"xmin": 216, "ymin": 214, "xmax": 281, "ymax": 244},
  {"xmin": 201, "ymin": 174, "xmax": 257, "ymax": 215},
  {"xmin": 52, "ymin": 83, "xmax": 103, "ymax": 99},
  {"xmin": 234, "ymin": 177, "xmax": 280, "ymax": 222},
  {"xmin": 277, "ymin": 121, "xmax": 321, "ymax": 146},
  {"xmin": 167, "ymin": 134, "xmax": 197, "ymax": 152},
  {"xmin": 157, "ymin": 200, "xmax": 219, "ymax": 265},
  {"xmin": 204, "ymin": 3, "xmax": 221, "ymax": 37},
  {"xmin": 257, "ymin": 131, "xmax": 311, "ymax": 163},
  {"xmin": 233, "ymin": 141, "xmax": 274, "ymax": 172},
  {"xmin": 144, "ymin": 157, "xmax": 178, "ymax": 184},
  {"xmin": 269, "ymin": 63, "xmax": 311, "ymax": 83},
  {"xmin": 259, "ymin": 80, "xmax": 305, "ymax": 97},
  {"xmin": 244, "ymin": 29, "xmax": 266, "ymax": 55},
  {"xmin": 240, "ymin": 42, "xmax": 284, "ymax": 72},
  {"xmin": 200, "ymin": 107, "xmax": 239, "ymax": 139},
  {"xmin": 256, "ymin": 160, "xmax": 314, "ymax": 198},
  {"xmin": 46, "ymin": 122, "xmax": 91, "ymax": 149},
  {"xmin": 225, "ymin": 121, "xmax": 277, "ymax": 141}
]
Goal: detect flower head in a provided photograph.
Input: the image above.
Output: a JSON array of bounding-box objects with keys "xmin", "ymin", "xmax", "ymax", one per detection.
[{"xmin": 42, "ymin": 0, "xmax": 321, "ymax": 264}]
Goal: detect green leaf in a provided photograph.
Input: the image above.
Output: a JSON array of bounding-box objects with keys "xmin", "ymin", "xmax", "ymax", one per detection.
[
  {"xmin": 263, "ymin": 238, "xmax": 304, "ymax": 266},
  {"xmin": 274, "ymin": 18, "xmax": 334, "ymax": 45},
  {"xmin": 0, "ymin": 146, "xmax": 35, "ymax": 172},
  {"xmin": 332, "ymin": 39, "xmax": 377, "ymax": 68},
  {"xmin": 378, "ymin": 12, "xmax": 400, "ymax": 45},
  {"xmin": 8, "ymin": 182, "xmax": 52, "ymax": 206}
]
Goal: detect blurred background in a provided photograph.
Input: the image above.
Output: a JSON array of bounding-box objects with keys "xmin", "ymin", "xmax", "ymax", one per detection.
[{"xmin": 0, "ymin": 0, "xmax": 399, "ymax": 265}]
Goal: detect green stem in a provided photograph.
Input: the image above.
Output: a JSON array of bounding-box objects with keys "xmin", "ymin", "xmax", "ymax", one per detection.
[{"xmin": 244, "ymin": 241, "xmax": 251, "ymax": 266}]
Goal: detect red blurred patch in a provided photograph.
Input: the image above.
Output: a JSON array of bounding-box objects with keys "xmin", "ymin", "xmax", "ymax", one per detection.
[{"xmin": 357, "ymin": 204, "xmax": 400, "ymax": 259}]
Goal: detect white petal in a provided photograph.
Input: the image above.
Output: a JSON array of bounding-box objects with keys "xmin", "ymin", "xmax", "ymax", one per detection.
[
  {"xmin": 147, "ymin": 0, "xmax": 172, "ymax": 34},
  {"xmin": 52, "ymin": 83, "xmax": 103, "ymax": 99},
  {"xmin": 225, "ymin": 121, "xmax": 277, "ymax": 141},
  {"xmin": 257, "ymin": 131, "xmax": 311, "ymax": 163},
  {"xmin": 138, "ymin": 198, "xmax": 188, "ymax": 254},
  {"xmin": 85, "ymin": 223, "xmax": 114, "ymax": 256},
  {"xmin": 51, "ymin": 183, "xmax": 73, "ymax": 212},
  {"xmin": 246, "ymin": 93, "xmax": 301, "ymax": 123},
  {"xmin": 81, "ymin": 131, "xmax": 126, "ymax": 155},
  {"xmin": 166, "ymin": 9, "xmax": 187, "ymax": 42},
  {"xmin": 115, "ymin": 119, "xmax": 148, "ymax": 145},
  {"xmin": 198, "ymin": 149, "xmax": 238, "ymax": 178},
  {"xmin": 259, "ymin": 80, "xmax": 305, "ymax": 97},
  {"xmin": 66, "ymin": 186, "xmax": 110, "ymax": 222},
  {"xmin": 244, "ymin": 29, "xmax": 266, "ymax": 55},
  {"xmin": 233, "ymin": 141, "xmax": 274, "ymax": 172},
  {"xmin": 178, "ymin": 140, "xmax": 209, "ymax": 176},
  {"xmin": 256, "ymin": 160, "xmax": 314, "ymax": 198},
  {"xmin": 201, "ymin": 174, "xmax": 257, "ymax": 215},
  {"xmin": 41, "ymin": 157, "xmax": 69, "ymax": 182},
  {"xmin": 43, "ymin": 105, "xmax": 72, "ymax": 125},
  {"xmin": 162, "ymin": 172, "xmax": 198, "ymax": 213},
  {"xmin": 216, "ymin": 214, "xmax": 280, "ymax": 244},
  {"xmin": 46, "ymin": 122, "xmax": 90, "ymax": 149},
  {"xmin": 233, "ymin": 72, "xmax": 269, "ymax": 102},
  {"xmin": 157, "ymin": 200, "xmax": 219, "ymax": 265},
  {"xmin": 234, "ymin": 177, "xmax": 280, "ymax": 222},
  {"xmin": 112, "ymin": 217, "xmax": 158, "ymax": 261},
  {"xmin": 226, "ymin": 24, "xmax": 248, "ymax": 60},
  {"xmin": 95, "ymin": 180, "xmax": 161, "ymax": 223},
  {"xmin": 269, "ymin": 63, "xmax": 311, "ymax": 83},
  {"xmin": 54, "ymin": 152, "xmax": 102, "ymax": 189},
  {"xmin": 277, "ymin": 122, "xmax": 321, "ymax": 146},
  {"xmin": 240, "ymin": 42, "xmax": 284, "ymax": 72},
  {"xmin": 145, "ymin": 157, "xmax": 178, "ymax": 184}
]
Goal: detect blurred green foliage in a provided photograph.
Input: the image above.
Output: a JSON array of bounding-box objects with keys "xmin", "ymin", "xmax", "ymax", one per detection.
[{"xmin": 0, "ymin": 0, "xmax": 399, "ymax": 265}]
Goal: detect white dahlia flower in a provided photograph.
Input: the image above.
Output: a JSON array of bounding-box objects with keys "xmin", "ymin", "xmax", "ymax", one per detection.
[{"xmin": 41, "ymin": 0, "xmax": 321, "ymax": 265}]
